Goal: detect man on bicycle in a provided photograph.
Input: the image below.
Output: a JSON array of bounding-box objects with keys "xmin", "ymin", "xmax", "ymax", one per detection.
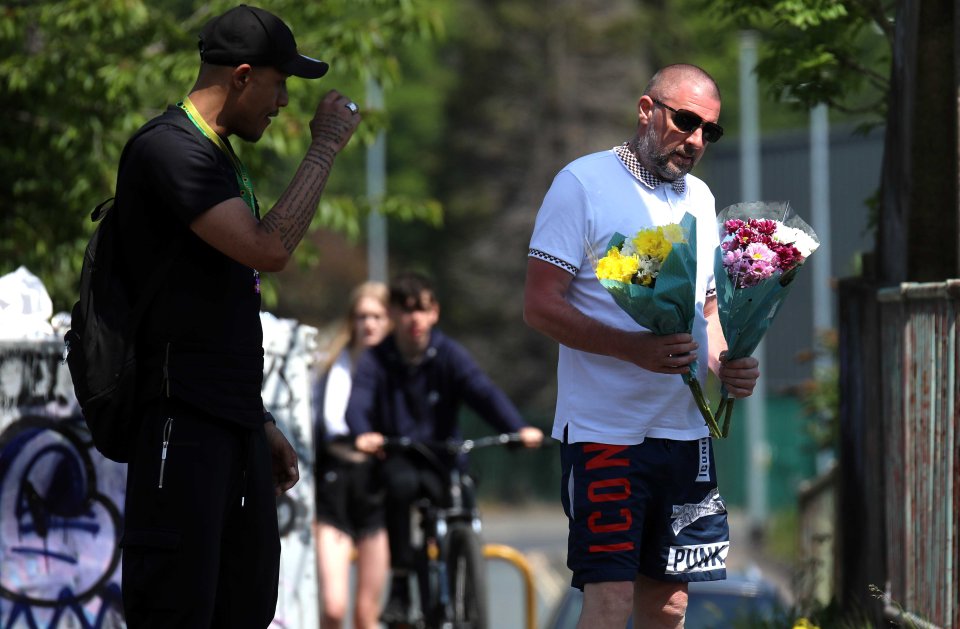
[{"xmin": 347, "ymin": 271, "xmax": 543, "ymax": 623}]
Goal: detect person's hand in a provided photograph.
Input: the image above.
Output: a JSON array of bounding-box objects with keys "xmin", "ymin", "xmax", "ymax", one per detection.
[
  {"xmin": 354, "ymin": 431, "xmax": 385, "ymax": 455},
  {"xmin": 620, "ymin": 331, "xmax": 699, "ymax": 375},
  {"xmin": 264, "ymin": 422, "xmax": 299, "ymax": 495},
  {"xmin": 717, "ymin": 351, "xmax": 760, "ymax": 398},
  {"xmin": 309, "ymin": 90, "xmax": 361, "ymax": 152},
  {"xmin": 518, "ymin": 426, "xmax": 544, "ymax": 448}
]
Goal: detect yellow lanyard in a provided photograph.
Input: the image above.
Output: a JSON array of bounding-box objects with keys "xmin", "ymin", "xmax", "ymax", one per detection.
[
  {"xmin": 177, "ymin": 97, "xmax": 261, "ymax": 293},
  {"xmin": 177, "ymin": 97, "xmax": 258, "ymax": 216}
]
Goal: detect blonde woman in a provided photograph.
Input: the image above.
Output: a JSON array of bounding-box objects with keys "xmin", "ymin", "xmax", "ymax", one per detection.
[{"xmin": 313, "ymin": 282, "xmax": 391, "ymax": 629}]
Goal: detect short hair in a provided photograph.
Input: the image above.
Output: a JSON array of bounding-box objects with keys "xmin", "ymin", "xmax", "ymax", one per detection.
[
  {"xmin": 643, "ymin": 64, "xmax": 721, "ymax": 102},
  {"xmin": 389, "ymin": 271, "xmax": 437, "ymax": 310}
]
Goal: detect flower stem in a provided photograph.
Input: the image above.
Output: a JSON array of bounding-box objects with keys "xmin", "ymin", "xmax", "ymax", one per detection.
[
  {"xmin": 687, "ymin": 378, "xmax": 721, "ymax": 439},
  {"xmin": 722, "ymin": 399, "xmax": 734, "ymax": 437},
  {"xmin": 715, "ymin": 395, "xmax": 735, "ymax": 438}
]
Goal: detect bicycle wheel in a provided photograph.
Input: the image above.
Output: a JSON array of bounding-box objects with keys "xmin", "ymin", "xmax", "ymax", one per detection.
[{"xmin": 445, "ymin": 523, "xmax": 488, "ymax": 629}]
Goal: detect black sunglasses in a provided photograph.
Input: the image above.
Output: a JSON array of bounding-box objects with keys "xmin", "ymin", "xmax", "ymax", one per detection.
[{"xmin": 652, "ymin": 99, "xmax": 724, "ymax": 143}]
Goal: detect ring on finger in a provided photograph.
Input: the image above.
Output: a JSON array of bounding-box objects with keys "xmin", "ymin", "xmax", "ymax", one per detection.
[{"xmin": 345, "ymin": 101, "xmax": 359, "ymax": 114}]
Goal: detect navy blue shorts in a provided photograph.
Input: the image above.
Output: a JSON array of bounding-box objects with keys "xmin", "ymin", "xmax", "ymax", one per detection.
[{"xmin": 560, "ymin": 436, "xmax": 729, "ymax": 589}]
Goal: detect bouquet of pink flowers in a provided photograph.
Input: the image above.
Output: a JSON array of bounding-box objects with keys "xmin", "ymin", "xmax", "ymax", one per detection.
[
  {"xmin": 594, "ymin": 212, "xmax": 720, "ymax": 437},
  {"xmin": 713, "ymin": 201, "xmax": 820, "ymax": 436}
]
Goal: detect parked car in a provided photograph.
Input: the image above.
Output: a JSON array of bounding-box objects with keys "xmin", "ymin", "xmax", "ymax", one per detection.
[{"xmin": 545, "ymin": 571, "xmax": 789, "ymax": 629}]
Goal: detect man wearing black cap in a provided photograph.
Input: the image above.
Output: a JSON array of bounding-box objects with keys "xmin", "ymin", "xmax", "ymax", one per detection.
[{"xmin": 114, "ymin": 5, "xmax": 360, "ymax": 627}]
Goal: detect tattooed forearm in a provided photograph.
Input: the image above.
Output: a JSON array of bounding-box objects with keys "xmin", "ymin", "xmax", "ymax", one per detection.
[
  {"xmin": 261, "ymin": 141, "xmax": 336, "ymax": 253},
  {"xmin": 303, "ymin": 143, "xmax": 334, "ymax": 169},
  {"xmin": 311, "ymin": 118, "xmax": 352, "ymax": 148}
]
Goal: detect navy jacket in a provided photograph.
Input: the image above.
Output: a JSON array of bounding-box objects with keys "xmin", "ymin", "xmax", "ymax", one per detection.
[{"xmin": 345, "ymin": 329, "xmax": 526, "ymax": 444}]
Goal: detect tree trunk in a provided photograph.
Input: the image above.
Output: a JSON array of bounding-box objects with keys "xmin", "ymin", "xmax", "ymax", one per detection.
[{"xmin": 878, "ymin": 0, "xmax": 958, "ymax": 283}]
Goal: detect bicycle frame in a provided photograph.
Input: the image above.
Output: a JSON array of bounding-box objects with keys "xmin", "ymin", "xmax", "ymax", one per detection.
[{"xmin": 382, "ymin": 433, "xmax": 523, "ymax": 629}]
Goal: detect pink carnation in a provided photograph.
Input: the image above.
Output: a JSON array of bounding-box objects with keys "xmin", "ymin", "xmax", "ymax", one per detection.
[{"xmin": 744, "ymin": 242, "xmax": 777, "ymax": 264}]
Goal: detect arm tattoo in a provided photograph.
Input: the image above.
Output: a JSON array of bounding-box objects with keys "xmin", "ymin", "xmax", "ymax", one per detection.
[
  {"xmin": 263, "ymin": 143, "xmax": 336, "ymax": 253},
  {"xmin": 312, "ymin": 119, "xmax": 352, "ymax": 148}
]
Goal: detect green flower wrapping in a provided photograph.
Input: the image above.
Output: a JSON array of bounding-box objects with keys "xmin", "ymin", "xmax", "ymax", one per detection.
[
  {"xmin": 596, "ymin": 212, "xmax": 720, "ymax": 437},
  {"xmin": 712, "ymin": 201, "xmax": 820, "ymax": 437}
]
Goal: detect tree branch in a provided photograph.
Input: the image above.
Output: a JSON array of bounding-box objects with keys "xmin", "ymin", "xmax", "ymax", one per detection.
[
  {"xmin": 829, "ymin": 50, "xmax": 890, "ymax": 91},
  {"xmin": 823, "ymin": 95, "xmax": 887, "ymax": 117},
  {"xmin": 848, "ymin": 0, "xmax": 896, "ymax": 43}
]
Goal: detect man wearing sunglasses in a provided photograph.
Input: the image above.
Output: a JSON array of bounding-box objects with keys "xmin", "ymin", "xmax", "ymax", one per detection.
[{"xmin": 524, "ymin": 64, "xmax": 760, "ymax": 628}]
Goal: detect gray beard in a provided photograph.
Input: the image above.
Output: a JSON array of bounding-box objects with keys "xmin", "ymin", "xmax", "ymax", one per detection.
[{"xmin": 635, "ymin": 129, "xmax": 690, "ymax": 181}]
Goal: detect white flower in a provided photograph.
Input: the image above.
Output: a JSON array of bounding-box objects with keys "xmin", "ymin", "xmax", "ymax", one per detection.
[
  {"xmin": 774, "ymin": 224, "xmax": 819, "ymax": 257},
  {"xmin": 636, "ymin": 255, "xmax": 662, "ymax": 281}
]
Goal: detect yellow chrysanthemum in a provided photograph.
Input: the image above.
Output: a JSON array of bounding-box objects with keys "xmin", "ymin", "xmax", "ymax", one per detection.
[
  {"xmin": 632, "ymin": 227, "xmax": 673, "ymax": 261},
  {"xmin": 661, "ymin": 223, "xmax": 685, "ymax": 244},
  {"xmin": 596, "ymin": 247, "xmax": 640, "ymax": 283},
  {"xmin": 793, "ymin": 619, "xmax": 821, "ymax": 629}
]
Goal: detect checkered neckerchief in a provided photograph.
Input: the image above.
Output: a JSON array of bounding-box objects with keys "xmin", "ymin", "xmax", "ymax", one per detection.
[{"xmin": 614, "ymin": 142, "xmax": 686, "ymax": 195}]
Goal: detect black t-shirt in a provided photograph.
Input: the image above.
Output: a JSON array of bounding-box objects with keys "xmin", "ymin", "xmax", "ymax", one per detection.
[{"xmin": 116, "ymin": 106, "xmax": 264, "ymax": 427}]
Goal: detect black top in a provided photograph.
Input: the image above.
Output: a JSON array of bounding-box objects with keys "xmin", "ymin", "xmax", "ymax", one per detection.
[
  {"xmin": 116, "ymin": 106, "xmax": 264, "ymax": 427},
  {"xmin": 345, "ymin": 329, "xmax": 527, "ymax": 447}
]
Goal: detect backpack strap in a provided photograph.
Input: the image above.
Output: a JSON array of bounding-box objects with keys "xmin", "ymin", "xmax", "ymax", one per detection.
[{"xmin": 104, "ymin": 110, "xmax": 222, "ymax": 335}]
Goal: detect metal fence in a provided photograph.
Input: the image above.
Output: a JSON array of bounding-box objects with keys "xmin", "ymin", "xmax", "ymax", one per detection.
[
  {"xmin": 838, "ymin": 279, "xmax": 959, "ymax": 628},
  {"xmin": 877, "ymin": 281, "xmax": 959, "ymax": 628}
]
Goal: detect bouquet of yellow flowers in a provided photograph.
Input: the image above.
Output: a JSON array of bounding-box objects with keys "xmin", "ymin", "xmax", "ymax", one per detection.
[{"xmin": 595, "ymin": 212, "xmax": 719, "ymax": 437}]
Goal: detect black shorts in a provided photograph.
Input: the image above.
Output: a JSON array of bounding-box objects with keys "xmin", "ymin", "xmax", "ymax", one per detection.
[
  {"xmin": 314, "ymin": 443, "xmax": 385, "ymax": 539},
  {"xmin": 560, "ymin": 436, "xmax": 730, "ymax": 590}
]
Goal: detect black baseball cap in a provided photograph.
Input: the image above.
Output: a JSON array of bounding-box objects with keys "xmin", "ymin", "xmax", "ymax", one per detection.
[{"xmin": 199, "ymin": 5, "xmax": 329, "ymax": 79}]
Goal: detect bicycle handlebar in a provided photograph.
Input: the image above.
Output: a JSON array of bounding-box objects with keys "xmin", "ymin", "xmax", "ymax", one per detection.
[{"xmin": 382, "ymin": 432, "xmax": 525, "ymax": 455}]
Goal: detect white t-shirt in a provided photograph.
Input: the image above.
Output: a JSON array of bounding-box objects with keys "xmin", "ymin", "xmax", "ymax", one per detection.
[
  {"xmin": 528, "ymin": 149, "xmax": 720, "ymax": 445},
  {"xmin": 322, "ymin": 349, "xmax": 353, "ymax": 438}
]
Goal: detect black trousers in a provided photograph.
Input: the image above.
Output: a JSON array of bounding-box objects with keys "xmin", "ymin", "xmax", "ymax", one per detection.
[
  {"xmin": 381, "ymin": 453, "xmax": 445, "ymax": 571},
  {"xmin": 121, "ymin": 399, "xmax": 280, "ymax": 628}
]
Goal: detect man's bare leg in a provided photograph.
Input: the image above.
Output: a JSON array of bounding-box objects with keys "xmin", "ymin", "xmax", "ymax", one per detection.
[
  {"xmin": 634, "ymin": 574, "xmax": 688, "ymax": 628},
  {"xmin": 577, "ymin": 581, "xmax": 633, "ymax": 628}
]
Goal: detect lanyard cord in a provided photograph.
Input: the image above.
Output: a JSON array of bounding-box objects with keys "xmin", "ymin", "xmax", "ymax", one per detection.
[
  {"xmin": 177, "ymin": 97, "xmax": 262, "ymax": 294},
  {"xmin": 177, "ymin": 97, "xmax": 259, "ymax": 217}
]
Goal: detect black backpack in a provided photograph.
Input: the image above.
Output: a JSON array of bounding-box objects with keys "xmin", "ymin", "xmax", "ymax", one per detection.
[{"xmin": 65, "ymin": 113, "xmax": 200, "ymax": 462}]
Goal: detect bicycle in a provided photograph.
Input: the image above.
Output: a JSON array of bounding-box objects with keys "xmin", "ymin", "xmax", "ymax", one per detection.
[{"xmin": 380, "ymin": 432, "xmax": 530, "ymax": 629}]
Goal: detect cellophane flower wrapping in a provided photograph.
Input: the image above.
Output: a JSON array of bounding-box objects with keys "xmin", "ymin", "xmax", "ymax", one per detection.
[
  {"xmin": 595, "ymin": 212, "xmax": 719, "ymax": 436},
  {"xmin": 713, "ymin": 201, "xmax": 820, "ymax": 435},
  {"xmin": 598, "ymin": 213, "xmax": 697, "ymax": 358}
]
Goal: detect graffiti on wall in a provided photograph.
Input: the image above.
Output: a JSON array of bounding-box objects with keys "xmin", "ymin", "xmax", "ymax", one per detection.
[
  {"xmin": 0, "ymin": 341, "xmax": 127, "ymax": 628},
  {"xmin": 261, "ymin": 314, "xmax": 319, "ymax": 629},
  {"xmin": 0, "ymin": 317, "xmax": 321, "ymax": 628}
]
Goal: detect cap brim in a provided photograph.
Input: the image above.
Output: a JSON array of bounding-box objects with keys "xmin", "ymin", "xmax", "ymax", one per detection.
[{"xmin": 280, "ymin": 54, "xmax": 329, "ymax": 79}]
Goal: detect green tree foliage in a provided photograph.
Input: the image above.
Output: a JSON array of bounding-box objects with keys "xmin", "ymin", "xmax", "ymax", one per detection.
[
  {"xmin": 1, "ymin": 0, "xmax": 444, "ymax": 310},
  {"xmin": 699, "ymin": 0, "xmax": 893, "ymax": 128}
]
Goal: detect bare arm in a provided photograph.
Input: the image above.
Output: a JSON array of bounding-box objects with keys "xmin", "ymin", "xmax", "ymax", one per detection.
[
  {"xmin": 704, "ymin": 294, "xmax": 727, "ymax": 375},
  {"xmin": 704, "ymin": 293, "xmax": 760, "ymax": 398},
  {"xmin": 190, "ymin": 90, "xmax": 360, "ymax": 271},
  {"xmin": 523, "ymin": 258, "xmax": 698, "ymax": 375}
]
